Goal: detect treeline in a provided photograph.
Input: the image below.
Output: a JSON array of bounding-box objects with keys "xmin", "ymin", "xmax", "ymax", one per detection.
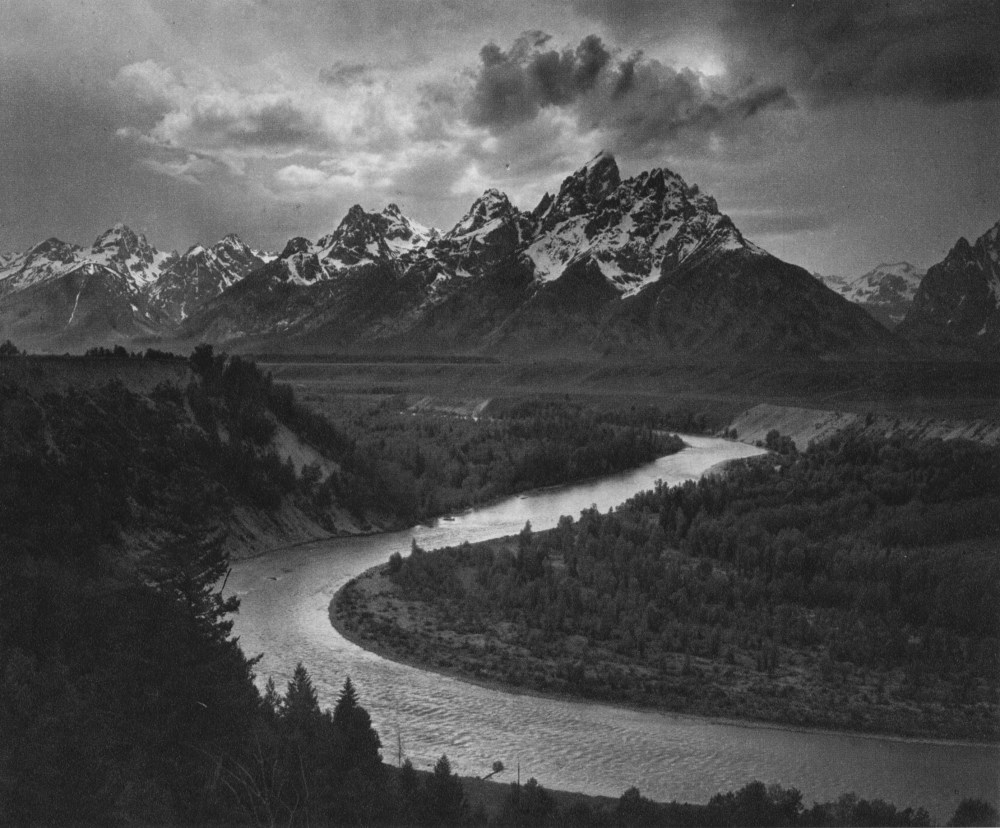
[
  {"xmin": 323, "ymin": 395, "xmax": 684, "ymax": 522},
  {"xmin": 487, "ymin": 397, "xmax": 717, "ymax": 435},
  {"xmin": 382, "ymin": 430, "xmax": 1000, "ymax": 739}
]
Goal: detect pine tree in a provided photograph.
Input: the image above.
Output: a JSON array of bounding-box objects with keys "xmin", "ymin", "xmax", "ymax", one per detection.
[
  {"xmin": 425, "ymin": 754, "xmax": 466, "ymax": 825},
  {"xmin": 332, "ymin": 676, "xmax": 381, "ymax": 773},
  {"xmin": 262, "ymin": 676, "xmax": 281, "ymax": 719},
  {"xmin": 333, "ymin": 676, "xmax": 358, "ymax": 722},
  {"xmin": 282, "ymin": 663, "xmax": 321, "ymax": 733},
  {"xmin": 144, "ymin": 527, "xmax": 238, "ymax": 643}
]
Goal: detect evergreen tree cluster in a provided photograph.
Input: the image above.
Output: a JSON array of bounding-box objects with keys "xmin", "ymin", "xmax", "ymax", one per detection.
[
  {"xmin": 309, "ymin": 392, "xmax": 684, "ymax": 523},
  {"xmin": 0, "ymin": 351, "xmax": 386, "ymax": 822},
  {"xmin": 381, "ymin": 430, "xmax": 1000, "ymax": 739}
]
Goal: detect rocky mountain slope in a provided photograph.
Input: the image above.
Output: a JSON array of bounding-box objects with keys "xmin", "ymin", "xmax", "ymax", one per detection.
[
  {"xmin": 178, "ymin": 152, "xmax": 896, "ymax": 358},
  {"xmin": 0, "ymin": 225, "xmax": 269, "ymax": 350},
  {"xmin": 898, "ymin": 222, "xmax": 1000, "ymax": 354}
]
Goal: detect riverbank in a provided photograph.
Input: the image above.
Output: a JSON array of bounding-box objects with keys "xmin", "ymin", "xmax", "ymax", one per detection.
[
  {"xmin": 445, "ymin": 768, "xmax": 946, "ymax": 826},
  {"xmin": 331, "ymin": 539, "xmax": 998, "ymax": 745}
]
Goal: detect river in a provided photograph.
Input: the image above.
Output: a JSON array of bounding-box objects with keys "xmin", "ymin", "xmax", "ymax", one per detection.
[{"xmin": 228, "ymin": 436, "xmax": 998, "ymax": 822}]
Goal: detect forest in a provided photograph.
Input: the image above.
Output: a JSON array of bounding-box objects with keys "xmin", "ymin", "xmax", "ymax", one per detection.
[
  {"xmin": 298, "ymin": 392, "xmax": 685, "ymax": 522},
  {"xmin": 2, "ymin": 347, "xmax": 996, "ymax": 824},
  {"xmin": 0, "ymin": 348, "xmax": 681, "ymax": 824},
  {"xmin": 347, "ymin": 430, "xmax": 1000, "ymax": 740}
]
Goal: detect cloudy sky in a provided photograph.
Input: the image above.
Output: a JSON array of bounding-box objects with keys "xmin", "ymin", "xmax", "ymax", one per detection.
[{"xmin": 1, "ymin": 0, "xmax": 997, "ymax": 275}]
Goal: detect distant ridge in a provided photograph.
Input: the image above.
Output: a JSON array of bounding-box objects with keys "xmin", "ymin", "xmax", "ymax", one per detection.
[
  {"xmin": 0, "ymin": 225, "xmax": 271, "ymax": 351},
  {"xmin": 2, "ymin": 153, "xmax": 902, "ymax": 358}
]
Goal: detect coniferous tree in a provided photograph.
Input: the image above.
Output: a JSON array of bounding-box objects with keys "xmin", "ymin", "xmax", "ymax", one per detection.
[
  {"xmin": 424, "ymin": 754, "xmax": 466, "ymax": 826},
  {"xmin": 332, "ymin": 676, "xmax": 382, "ymax": 774},
  {"xmin": 282, "ymin": 663, "xmax": 322, "ymax": 733}
]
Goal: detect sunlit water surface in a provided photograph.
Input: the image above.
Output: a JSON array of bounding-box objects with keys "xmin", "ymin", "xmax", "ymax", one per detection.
[{"xmin": 229, "ymin": 436, "xmax": 998, "ymax": 822}]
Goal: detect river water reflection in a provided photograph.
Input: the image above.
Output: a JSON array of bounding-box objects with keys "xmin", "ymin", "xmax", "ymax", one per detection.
[{"xmin": 229, "ymin": 436, "xmax": 998, "ymax": 822}]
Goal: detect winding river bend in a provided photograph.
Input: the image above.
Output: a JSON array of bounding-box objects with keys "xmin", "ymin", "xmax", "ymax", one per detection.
[{"xmin": 229, "ymin": 436, "xmax": 998, "ymax": 822}]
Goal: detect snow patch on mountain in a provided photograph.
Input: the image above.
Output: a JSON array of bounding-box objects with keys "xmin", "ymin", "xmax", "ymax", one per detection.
[{"xmin": 524, "ymin": 156, "xmax": 758, "ymax": 296}]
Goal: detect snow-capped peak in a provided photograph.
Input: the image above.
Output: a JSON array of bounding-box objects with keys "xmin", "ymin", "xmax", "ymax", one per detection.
[
  {"xmin": 88, "ymin": 224, "xmax": 168, "ymax": 289},
  {"xmin": 539, "ymin": 151, "xmax": 622, "ymax": 229},
  {"xmin": 380, "ymin": 204, "xmax": 438, "ymax": 249},
  {"xmin": 446, "ymin": 189, "xmax": 522, "ymax": 240},
  {"xmin": 524, "ymin": 154, "xmax": 755, "ymax": 296}
]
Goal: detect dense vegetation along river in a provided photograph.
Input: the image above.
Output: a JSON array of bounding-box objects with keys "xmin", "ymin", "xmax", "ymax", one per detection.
[{"xmin": 229, "ymin": 436, "xmax": 998, "ymax": 822}]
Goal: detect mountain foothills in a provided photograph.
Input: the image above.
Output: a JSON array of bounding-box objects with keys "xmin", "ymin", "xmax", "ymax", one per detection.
[{"xmin": 10, "ymin": 151, "xmax": 982, "ymax": 358}]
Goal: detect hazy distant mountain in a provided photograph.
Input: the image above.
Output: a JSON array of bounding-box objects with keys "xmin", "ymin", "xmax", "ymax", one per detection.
[
  {"xmin": 812, "ymin": 271, "xmax": 854, "ymax": 292},
  {"xmin": 178, "ymin": 151, "xmax": 894, "ymax": 358},
  {"xmin": 898, "ymin": 221, "xmax": 1000, "ymax": 353},
  {"xmin": 816, "ymin": 262, "xmax": 926, "ymax": 330}
]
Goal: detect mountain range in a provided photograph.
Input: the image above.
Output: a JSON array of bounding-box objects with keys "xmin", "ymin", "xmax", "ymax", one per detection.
[
  {"xmin": 0, "ymin": 226, "xmax": 271, "ymax": 351},
  {"xmin": 1, "ymin": 153, "xmax": 995, "ymax": 358}
]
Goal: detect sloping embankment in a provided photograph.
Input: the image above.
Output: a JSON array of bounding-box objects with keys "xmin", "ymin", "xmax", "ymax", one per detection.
[{"xmin": 728, "ymin": 403, "xmax": 1000, "ymax": 450}]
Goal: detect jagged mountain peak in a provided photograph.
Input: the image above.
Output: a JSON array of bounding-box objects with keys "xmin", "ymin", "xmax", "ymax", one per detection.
[
  {"xmin": 446, "ymin": 189, "xmax": 523, "ymax": 240},
  {"xmin": 318, "ymin": 205, "xmax": 397, "ymax": 257},
  {"xmin": 580, "ymin": 149, "xmax": 621, "ymax": 191},
  {"xmin": 898, "ymin": 219, "xmax": 1000, "ymax": 352},
  {"xmin": 950, "ymin": 236, "xmax": 973, "ymax": 257},
  {"xmin": 88, "ymin": 223, "xmax": 166, "ymax": 289},
  {"xmin": 469, "ymin": 188, "xmax": 514, "ymax": 213},
  {"xmin": 524, "ymin": 151, "xmax": 753, "ymax": 296},
  {"xmin": 540, "ymin": 151, "xmax": 622, "ymax": 228},
  {"xmin": 217, "ymin": 232, "xmax": 250, "ymax": 249},
  {"xmin": 91, "ymin": 223, "xmax": 149, "ymax": 254},
  {"xmin": 280, "ymin": 237, "xmax": 314, "ymax": 259}
]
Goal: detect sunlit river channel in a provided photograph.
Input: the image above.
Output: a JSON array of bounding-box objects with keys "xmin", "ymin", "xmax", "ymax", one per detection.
[{"xmin": 229, "ymin": 436, "xmax": 999, "ymax": 822}]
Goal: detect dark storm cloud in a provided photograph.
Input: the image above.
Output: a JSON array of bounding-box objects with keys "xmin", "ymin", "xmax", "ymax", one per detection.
[
  {"xmin": 189, "ymin": 100, "xmax": 327, "ymax": 148},
  {"xmin": 319, "ymin": 61, "xmax": 376, "ymax": 87},
  {"xmin": 468, "ymin": 33, "xmax": 611, "ymax": 127},
  {"xmin": 573, "ymin": 0, "xmax": 1000, "ymax": 105},
  {"xmin": 466, "ymin": 32, "xmax": 794, "ymax": 152}
]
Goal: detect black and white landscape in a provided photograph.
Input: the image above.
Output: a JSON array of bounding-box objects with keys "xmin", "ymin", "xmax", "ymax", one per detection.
[{"xmin": 1, "ymin": 2, "xmax": 999, "ymax": 826}]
